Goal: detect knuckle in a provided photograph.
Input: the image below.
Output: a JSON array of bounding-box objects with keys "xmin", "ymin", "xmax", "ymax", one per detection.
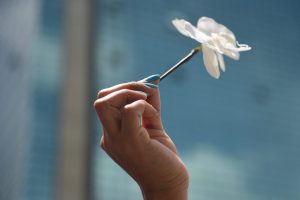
[
  {"xmin": 137, "ymin": 99, "xmax": 147, "ymax": 104},
  {"xmin": 128, "ymin": 81, "xmax": 146, "ymax": 91},
  {"xmin": 127, "ymin": 81, "xmax": 137, "ymax": 88},
  {"xmin": 99, "ymin": 136, "xmax": 106, "ymax": 150},
  {"xmin": 94, "ymin": 98, "xmax": 107, "ymax": 110},
  {"xmin": 135, "ymin": 99, "xmax": 147, "ymax": 107},
  {"xmin": 119, "ymin": 88, "xmax": 130, "ymax": 94},
  {"xmin": 97, "ymin": 89, "xmax": 107, "ymax": 98},
  {"xmin": 121, "ymin": 105, "xmax": 135, "ymax": 115}
]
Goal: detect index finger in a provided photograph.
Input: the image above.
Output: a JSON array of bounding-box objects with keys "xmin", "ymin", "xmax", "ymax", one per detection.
[{"xmin": 97, "ymin": 82, "xmax": 156, "ymax": 99}]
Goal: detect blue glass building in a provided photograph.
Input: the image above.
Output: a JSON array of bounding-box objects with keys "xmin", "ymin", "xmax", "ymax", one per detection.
[
  {"xmin": 93, "ymin": 0, "xmax": 300, "ymax": 199},
  {"xmin": 1, "ymin": 0, "xmax": 300, "ymax": 199}
]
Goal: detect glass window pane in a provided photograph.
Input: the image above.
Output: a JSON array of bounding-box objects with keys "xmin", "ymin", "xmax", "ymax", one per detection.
[{"xmin": 92, "ymin": 0, "xmax": 300, "ymax": 200}]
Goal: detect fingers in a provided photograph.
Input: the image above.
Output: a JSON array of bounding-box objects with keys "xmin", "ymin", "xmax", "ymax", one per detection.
[
  {"xmin": 97, "ymin": 82, "xmax": 155, "ymax": 99},
  {"xmin": 121, "ymin": 100, "xmax": 163, "ymax": 135},
  {"xmin": 95, "ymin": 76, "xmax": 162, "ymax": 137},
  {"xmin": 94, "ymin": 89, "xmax": 147, "ymax": 133},
  {"xmin": 97, "ymin": 79, "xmax": 161, "ymax": 112}
]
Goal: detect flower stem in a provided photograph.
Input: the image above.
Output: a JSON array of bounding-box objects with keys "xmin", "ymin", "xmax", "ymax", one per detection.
[{"xmin": 159, "ymin": 46, "xmax": 202, "ymax": 81}]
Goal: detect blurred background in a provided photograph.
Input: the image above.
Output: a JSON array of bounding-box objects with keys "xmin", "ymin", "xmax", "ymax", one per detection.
[{"xmin": 1, "ymin": 0, "xmax": 300, "ymax": 200}]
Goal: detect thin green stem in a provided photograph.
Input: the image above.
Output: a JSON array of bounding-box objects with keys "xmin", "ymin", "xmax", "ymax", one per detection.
[{"xmin": 159, "ymin": 46, "xmax": 202, "ymax": 81}]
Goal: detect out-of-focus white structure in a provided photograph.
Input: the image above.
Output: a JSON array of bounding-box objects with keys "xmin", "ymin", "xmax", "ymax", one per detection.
[{"xmin": 0, "ymin": 0, "xmax": 38, "ymax": 199}]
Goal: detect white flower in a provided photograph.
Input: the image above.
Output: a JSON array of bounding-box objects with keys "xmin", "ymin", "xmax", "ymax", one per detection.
[{"xmin": 172, "ymin": 17, "xmax": 251, "ymax": 79}]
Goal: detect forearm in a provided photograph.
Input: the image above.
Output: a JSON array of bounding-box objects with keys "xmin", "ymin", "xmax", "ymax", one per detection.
[{"xmin": 142, "ymin": 187, "xmax": 188, "ymax": 200}]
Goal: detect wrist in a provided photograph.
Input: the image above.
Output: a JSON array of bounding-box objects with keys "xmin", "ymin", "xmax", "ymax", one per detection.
[
  {"xmin": 142, "ymin": 186, "xmax": 188, "ymax": 200},
  {"xmin": 141, "ymin": 177, "xmax": 189, "ymax": 200}
]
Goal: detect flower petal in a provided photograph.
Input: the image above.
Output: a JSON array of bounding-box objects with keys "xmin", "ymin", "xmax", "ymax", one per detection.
[
  {"xmin": 197, "ymin": 17, "xmax": 236, "ymax": 42},
  {"xmin": 236, "ymin": 41, "xmax": 252, "ymax": 51},
  {"xmin": 221, "ymin": 41, "xmax": 251, "ymax": 60},
  {"xmin": 221, "ymin": 46, "xmax": 240, "ymax": 60},
  {"xmin": 172, "ymin": 19, "xmax": 210, "ymax": 43},
  {"xmin": 216, "ymin": 52, "xmax": 225, "ymax": 72},
  {"xmin": 224, "ymin": 49, "xmax": 240, "ymax": 60},
  {"xmin": 202, "ymin": 44, "xmax": 220, "ymax": 79}
]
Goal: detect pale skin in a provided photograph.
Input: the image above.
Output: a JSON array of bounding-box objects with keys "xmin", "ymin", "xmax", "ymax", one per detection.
[{"xmin": 94, "ymin": 79, "xmax": 189, "ymax": 200}]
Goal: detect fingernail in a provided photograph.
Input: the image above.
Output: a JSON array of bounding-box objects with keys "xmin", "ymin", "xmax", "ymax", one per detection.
[
  {"xmin": 144, "ymin": 83, "xmax": 159, "ymax": 89},
  {"xmin": 143, "ymin": 74, "xmax": 161, "ymax": 83},
  {"xmin": 136, "ymin": 90, "xmax": 148, "ymax": 96}
]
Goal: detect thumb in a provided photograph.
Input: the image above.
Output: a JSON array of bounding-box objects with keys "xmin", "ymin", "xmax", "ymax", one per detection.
[{"xmin": 121, "ymin": 100, "xmax": 163, "ymax": 135}]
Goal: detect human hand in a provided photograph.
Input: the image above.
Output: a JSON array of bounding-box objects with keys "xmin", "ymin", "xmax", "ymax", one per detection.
[{"xmin": 94, "ymin": 75, "xmax": 189, "ymax": 200}]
